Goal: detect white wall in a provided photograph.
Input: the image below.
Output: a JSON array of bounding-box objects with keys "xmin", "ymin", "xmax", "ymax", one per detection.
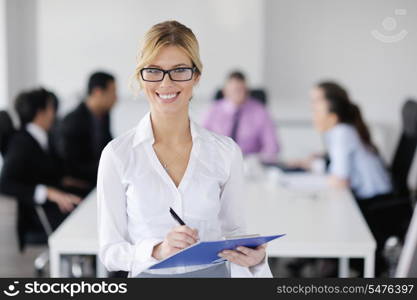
[
  {"xmin": 7, "ymin": 0, "xmax": 417, "ymax": 183},
  {"xmin": 265, "ymin": 0, "xmax": 417, "ymax": 161},
  {"xmin": 0, "ymin": 0, "xmax": 7, "ymax": 108},
  {"xmin": 5, "ymin": 0, "xmax": 38, "ymax": 106},
  {"xmin": 36, "ymin": 0, "xmax": 266, "ymax": 134}
]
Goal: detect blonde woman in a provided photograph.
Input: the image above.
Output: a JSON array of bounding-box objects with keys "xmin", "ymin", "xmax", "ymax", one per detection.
[{"xmin": 97, "ymin": 21, "xmax": 271, "ymax": 277}]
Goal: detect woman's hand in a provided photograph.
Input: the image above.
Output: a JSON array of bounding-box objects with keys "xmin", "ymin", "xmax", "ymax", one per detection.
[
  {"xmin": 287, "ymin": 153, "xmax": 323, "ymax": 170},
  {"xmin": 328, "ymin": 175, "xmax": 349, "ymax": 189},
  {"xmin": 218, "ymin": 244, "xmax": 267, "ymax": 267},
  {"xmin": 152, "ymin": 225, "xmax": 199, "ymax": 260}
]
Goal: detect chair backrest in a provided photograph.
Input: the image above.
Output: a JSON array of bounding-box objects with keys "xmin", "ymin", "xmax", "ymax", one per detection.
[
  {"xmin": 214, "ymin": 89, "xmax": 267, "ymax": 105},
  {"xmin": 391, "ymin": 100, "xmax": 417, "ymax": 197},
  {"xmin": 0, "ymin": 110, "xmax": 16, "ymax": 156}
]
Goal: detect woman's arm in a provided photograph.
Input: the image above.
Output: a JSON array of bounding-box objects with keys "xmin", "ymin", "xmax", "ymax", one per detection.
[
  {"xmin": 326, "ymin": 127, "xmax": 353, "ymax": 189},
  {"xmin": 218, "ymin": 141, "xmax": 272, "ymax": 277},
  {"xmin": 286, "ymin": 152, "xmax": 326, "ymax": 170},
  {"xmin": 97, "ymin": 145, "xmax": 162, "ymax": 276},
  {"xmin": 328, "ymin": 175, "xmax": 349, "ymax": 188}
]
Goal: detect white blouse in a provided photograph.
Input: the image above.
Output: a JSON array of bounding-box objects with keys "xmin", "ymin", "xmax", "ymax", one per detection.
[
  {"xmin": 97, "ymin": 112, "xmax": 272, "ymax": 277},
  {"xmin": 324, "ymin": 124, "xmax": 392, "ymax": 199}
]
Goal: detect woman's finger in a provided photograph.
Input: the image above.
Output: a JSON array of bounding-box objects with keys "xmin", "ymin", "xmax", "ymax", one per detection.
[
  {"xmin": 221, "ymin": 248, "xmax": 265, "ymax": 267},
  {"xmin": 174, "ymin": 226, "xmax": 199, "ymax": 240},
  {"xmin": 167, "ymin": 247, "xmax": 182, "ymax": 256},
  {"xmin": 257, "ymin": 243, "xmax": 268, "ymax": 250},
  {"xmin": 169, "ymin": 239, "xmax": 191, "ymax": 249},
  {"xmin": 167, "ymin": 234, "xmax": 194, "ymax": 248},
  {"xmin": 171, "ymin": 232, "xmax": 196, "ymax": 245},
  {"xmin": 236, "ymin": 246, "xmax": 255, "ymax": 256},
  {"xmin": 221, "ymin": 250, "xmax": 249, "ymax": 267}
]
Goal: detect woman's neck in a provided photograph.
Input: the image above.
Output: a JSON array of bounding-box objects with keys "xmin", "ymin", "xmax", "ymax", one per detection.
[{"xmin": 150, "ymin": 110, "xmax": 192, "ymax": 145}]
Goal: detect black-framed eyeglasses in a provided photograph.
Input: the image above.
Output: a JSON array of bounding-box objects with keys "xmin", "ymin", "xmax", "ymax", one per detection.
[{"xmin": 140, "ymin": 67, "xmax": 197, "ymax": 82}]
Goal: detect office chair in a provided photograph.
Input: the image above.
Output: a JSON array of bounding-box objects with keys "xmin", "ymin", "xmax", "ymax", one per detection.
[
  {"xmin": 15, "ymin": 194, "xmax": 89, "ymax": 277},
  {"xmin": 33, "ymin": 206, "xmax": 53, "ymax": 276},
  {"xmin": 213, "ymin": 89, "xmax": 268, "ymax": 105},
  {"xmin": 0, "ymin": 110, "xmax": 16, "ymax": 156},
  {"xmin": 364, "ymin": 100, "xmax": 417, "ymax": 276},
  {"xmin": 391, "ymin": 100, "xmax": 417, "ymax": 198},
  {"xmin": 0, "ymin": 193, "xmax": 52, "ymax": 276},
  {"xmin": 0, "ymin": 110, "xmax": 63, "ymax": 276},
  {"xmin": 0, "ymin": 110, "xmax": 50, "ymax": 276},
  {"xmin": 368, "ymin": 100, "xmax": 417, "ymax": 240}
]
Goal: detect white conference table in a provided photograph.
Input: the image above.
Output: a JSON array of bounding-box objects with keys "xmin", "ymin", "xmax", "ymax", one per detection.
[
  {"xmin": 244, "ymin": 174, "xmax": 376, "ymax": 278},
  {"xmin": 48, "ymin": 190, "xmax": 105, "ymax": 278},
  {"xmin": 49, "ymin": 174, "xmax": 376, "ymax": 278}
]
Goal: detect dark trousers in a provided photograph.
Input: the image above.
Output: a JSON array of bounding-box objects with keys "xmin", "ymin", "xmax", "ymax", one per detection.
[
  {"xmin": 18, "ymin": 201, "xmax": 68, "ymax": 251},
  {"xmin": 355, "ymin": 193, "xmax": 412, "ymax": 276}
]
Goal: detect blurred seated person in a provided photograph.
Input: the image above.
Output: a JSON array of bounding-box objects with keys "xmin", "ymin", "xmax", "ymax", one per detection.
[
  {"xmin": 203, "ymin": 71, "xmax": 279, "ymax": 163},
  {"xmin": 58, "ymin": 71, "xmax": 117, "ymax": 195},
  {"xmin": 0, "ymin": 88, "xmax": 83, "ymax": 250},
  {"xmin": 289, "ymin": 81, "xmax": 393, "ymax": 275},
  {"xmin": 291, "ymin": 81, "xmax": 392, "ymax": 199}
]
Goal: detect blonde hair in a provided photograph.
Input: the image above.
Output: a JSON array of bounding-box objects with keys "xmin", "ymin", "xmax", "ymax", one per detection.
[{"xmin": 134, "ymin": 20, "xmax": 203, "ymax": 89}]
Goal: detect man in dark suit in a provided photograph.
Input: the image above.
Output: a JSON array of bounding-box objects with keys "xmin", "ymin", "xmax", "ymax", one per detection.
[
  {"xmin": 0, "ymin": 88, "xmax": 82, "ymax": 251},
  {"xmin": 58, "ymin": 72, "xmax": 117, "ymax": 195}
]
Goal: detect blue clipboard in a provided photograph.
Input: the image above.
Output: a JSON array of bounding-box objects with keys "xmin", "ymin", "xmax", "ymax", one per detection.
[{"xmin": 148, "ymin": 234, "xmax": 285, "ymax": 270}]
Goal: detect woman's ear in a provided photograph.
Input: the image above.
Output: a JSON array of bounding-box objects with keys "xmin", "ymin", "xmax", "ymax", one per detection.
[{"xmin": 193, "ymin": 73, "xmax": 201, "ymax": 86}]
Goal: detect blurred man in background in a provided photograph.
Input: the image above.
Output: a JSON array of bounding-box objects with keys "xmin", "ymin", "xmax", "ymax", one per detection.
[
  {"xmin": 59, "ymin": 71, "xmax": 117, "ymax": 196},
  {"xmin": 203, "ymin": 71, "xmax": 279, "ymax": 163},
  {"xmin": 0, "ymin": 88, "xmax": 82, "ymax": 251}
]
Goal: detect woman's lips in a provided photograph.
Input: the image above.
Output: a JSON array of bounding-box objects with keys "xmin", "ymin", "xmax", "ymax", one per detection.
[{"xmin": 156, "ymin": 92, "xmax": 181, "ymax": 104}]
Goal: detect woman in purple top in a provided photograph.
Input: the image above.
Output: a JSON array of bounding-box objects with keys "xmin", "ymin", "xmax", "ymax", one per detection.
[{"xmin": 203, "ymin": 71, "xmax": 279, "ymax": 163}]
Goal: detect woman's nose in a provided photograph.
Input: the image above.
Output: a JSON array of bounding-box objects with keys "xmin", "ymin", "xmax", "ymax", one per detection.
[{"xmin": 159, "ymin": 72, "xmax": 174, "ymax": 87}]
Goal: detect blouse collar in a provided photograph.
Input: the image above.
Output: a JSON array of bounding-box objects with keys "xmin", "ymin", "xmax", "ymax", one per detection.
[{"xmin": 133, "ymin": 112, "xmax": 207, "ymax": 147}]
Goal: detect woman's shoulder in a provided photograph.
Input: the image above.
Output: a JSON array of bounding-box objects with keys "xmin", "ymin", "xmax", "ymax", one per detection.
[
  {"xmin": 195, "ymin": 123, "xmax": 242, "ymax": 179},
  {"xmin": 196, "ymin": 122, "xmax": 240, "ymax": 156},
  {"xmin": 102, "ymin": 127, "xmax": 137, "ymax": 159},
  {"xmin": 328, "ymin": 123, "xmax": 359, "ymax": 140}
]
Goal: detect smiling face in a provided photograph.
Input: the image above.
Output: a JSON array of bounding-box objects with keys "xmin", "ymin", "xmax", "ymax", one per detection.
[{"xmin": 141, "ymin": 45, "xmax": 200, "ymax": 116}]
